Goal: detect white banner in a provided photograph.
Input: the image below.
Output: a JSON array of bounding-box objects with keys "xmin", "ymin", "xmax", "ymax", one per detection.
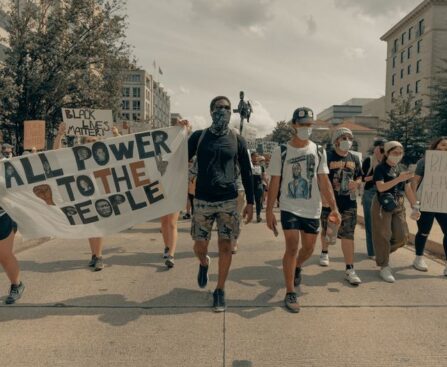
[
  {"xmin": 420, "ymin": 150, "xmax": 447, "ymax": 213},
  {"xmin": 0, "ymin": 127, "xmax": 188, "ymax": 239},
  {"xmin": 62, "ymin": 108, "xmax": 114, "ymax": 138}
]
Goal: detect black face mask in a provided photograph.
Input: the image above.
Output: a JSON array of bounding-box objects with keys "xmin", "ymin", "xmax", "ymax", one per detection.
[{"xmin": 209, "ymin": 108, "xmax": 231, "ymax": 136}]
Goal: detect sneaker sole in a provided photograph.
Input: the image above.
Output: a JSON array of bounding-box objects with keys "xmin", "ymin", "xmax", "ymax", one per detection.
[
  {"xmin": 380, "ymin": 276, "xmax": 395, "ymax": 283},
  {"xmin": 319, "ymin": 262, "xmax": 329, "ymax": 267},
  {"xmin": 5, "ymin": 286, "xmax": 25, "ymax": 305},
  {"xmin": 285, "ymin": 304, "xmax": 300, "ymax": 313},
  {"xmin": 213, "ymin": 306, "xmax": 226, "ymax": 313},
  {"xmin": 345, "ymin": 277, "xmax": 361, "ymax": 286},
  {"xmin": 165, "ymin": 259, "xmax": 175, "ymax": 268},
  {"xmin": 413, "ymin": 264, "xmax": 428, "ymax": 272}
]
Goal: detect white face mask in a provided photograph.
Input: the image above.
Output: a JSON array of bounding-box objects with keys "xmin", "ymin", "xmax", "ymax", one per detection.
[
  {"xmin": 339, "ymin": 140, "xmax": 353, "ymax": 152},
  {"xmin": 294, "ymin": 126, "xmax": 312, "ymax": 141},
  {"xmin": 388, "ymin": 155, "xmax": 403, "ymax": 165}
]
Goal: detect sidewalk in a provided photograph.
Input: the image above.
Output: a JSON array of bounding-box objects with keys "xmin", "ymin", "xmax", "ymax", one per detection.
[{"xmin": 1, "ymin": 211, "xmax": 446, "ymax": 366}]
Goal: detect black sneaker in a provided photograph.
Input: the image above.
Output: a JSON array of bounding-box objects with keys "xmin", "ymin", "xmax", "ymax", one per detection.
[
  {"xmin": 94, "ymin": 256, "xmax": 104, "ymax": 271},
  {"xmin": 165, "ymin": 255, "xmax": 175, "ymax": 268},
  {"xmin": 284, "ymin": 292, "xmax": 300, "ymax": 313},
  {"xmin": 5, "ymin": 282, "xmax": 25, "ymax": 305},
  {"xmin": 213, "ymin": 289, "xmax": 226, "ymax": 312},
  {"xmin": 197, "ymin": 255, "xmax": 210, "ymax": 288},
  {"xmin": 294, "ymin": 267, "xmax": 302, "ymax": 287},
  {"xmin": 88, "ymin": 255, "xmax": 97, "ymax": 267},
  {"xmin": 163, "ymin": 247, "xmax": 169, "ymax": 259},
  {"xmin": 257, "ymin": 216, "xmax": 262, "ymax": 223}
]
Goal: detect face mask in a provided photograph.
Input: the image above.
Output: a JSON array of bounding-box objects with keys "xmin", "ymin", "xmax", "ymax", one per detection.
[
  {"xmin": 294, "ymin": 126, "xmax": 312, "ymax": 140},
  {"xmin": 388, "ymin": 155, "xmax": 403, "ymax": 164},
  {"xmin": 339, "ymin": 140, "xmax": 353, "ymax": 152},
  {"xmin": 210, "ymin": 108, "xmax": 231, "ymax": 136}
]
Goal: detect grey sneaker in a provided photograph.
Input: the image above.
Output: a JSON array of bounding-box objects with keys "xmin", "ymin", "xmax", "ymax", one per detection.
[
  {"xmin": 345, "ymin": 269, "xmax": 362, "ymax": 285},
  {"xmin": 197, "ymin": 255, "xmax": 210, "ymax": 288},
  {"xmin": 319, "ymin": 253, "xmax": 329, "ymax": 267},
  {"xmin": 5, "ymin": 282, "xmax": 25, "ymax": 305},
  {"xmin": 94, "ymin": 256, "xmax": 104, "ymax": 271},
  {"xmin": 165, "ymin": 255, "xmax": 175, "ymax": 268},
  {"xmin": 284, "ymin": 292, "xmax": 300, "ymax": 313},
  {"xmin": 294, "ymin": 267, "xmax": 302, "ymax": 287},
  {"xmin": 213, "ymin": 289, "xmax": 226, "ymax": 312},
  {"xmin": 88, "ymin": 255, "xmax": 97, "ymax": 267},
  {"xmin": 163, "ymin": 247, "xmax": 169, "ymax": 259}
]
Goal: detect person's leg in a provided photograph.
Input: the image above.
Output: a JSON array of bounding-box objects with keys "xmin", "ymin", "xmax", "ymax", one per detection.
[
  {"xmin": 297, "ymin": 231, "xmax": 318, "ymax": 268},
  {"xmin": 194, "ymin": 240, "xmax": 210, "ymax": 266},
  {"xmin": 161, "ymin": 212, "xmax": 180, "ymax": 257},
  {"xmin": 371, "ymin": 197, "xmax": 392, "ymax": 268},
  {"xmin": 338, "ymin": 207, "xmax": 357, "ymax": 268},
  {"xmin": 415, "ymin": 212, "xmax": 435, "ymax": 256},
  {"xmin": 189, "ymin": 194, "xmax": 195, "ymax": 215},
  {"xmin": 232, "ymin": 190, "xmax": 246, "ymax": 253},
  {"xmin": 319, "ymin": 207, "xmax": 330, "ymax": 266},
  {"xmin": 283, "ymin": 230, "xmax": 300, "ymax": 293},
  {"xmin": 216, "ymin": 239, "xmax": 233, "ymax": 290},
  {"xmin": 89, "ymin": 237, "xmax": 103, "ymax": 257},
  {"xmin": 389, "ymin": 205, "xmax": 409, "ymax": 254},
  {"xmin": 362, "ymin": 189, "xmax": 375, "ymax": 257},
  {"xmin": 436, "ymin": 213, "xmax": 447, "ymax": 260},
  {"xmin": 254, "ymin": 187, "xmax": 263, "ymax": 220},
  {"xmin": 0, "ymin": 230, "xmax": 19, "ymax": 285}
]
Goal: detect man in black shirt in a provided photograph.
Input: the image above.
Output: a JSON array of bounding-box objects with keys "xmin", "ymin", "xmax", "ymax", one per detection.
[
  {"xmin": 321, "ymin": 127, "xmax": 363, "ymax": 285},
  {"xmin": 188, "ymin": 96, "xmax": 254, "ymax": 312}
]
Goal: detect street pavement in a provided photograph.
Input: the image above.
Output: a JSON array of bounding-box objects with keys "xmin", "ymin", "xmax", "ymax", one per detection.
[{"xmin": 1, "ymin": 211, "xmax": 447, "ymax": 367}]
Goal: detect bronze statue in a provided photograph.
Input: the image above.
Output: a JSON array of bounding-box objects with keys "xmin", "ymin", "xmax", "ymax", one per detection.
[{"xmin": 233, "ymin": 91, "xmax": 253, "ymax": 134}]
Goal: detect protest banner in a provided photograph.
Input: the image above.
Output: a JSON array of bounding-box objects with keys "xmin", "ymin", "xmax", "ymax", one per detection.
[
  {"xmin": 0, "ymin": 127, "xmax": 188, "ymax": 239},
  {"xmin": 62, "ymin": 108, "xmax": 114, "ymax": 138},
  {"xmin": 420, "ymin": 150, "xmax": 447, "ymax": 213},
  {"xmin": 24, "ymin": 120, "xmax": 46, "ymax": 150}
]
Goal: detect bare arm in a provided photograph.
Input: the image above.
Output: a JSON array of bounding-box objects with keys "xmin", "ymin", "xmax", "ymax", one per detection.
[
  {"xmin": 317, "ymin": 174, "xmax": 337, "ymax": 211},
  {"xmin": 410, "ymin": 175, "xmax": 422, "ymax": 194},
  {"xmin": 52, "ymin": 123, "xmax": 65, "ymax": 150},
  {"xmin": 405, "ymin": 183, "xmax": 418, "ymax": 207}
]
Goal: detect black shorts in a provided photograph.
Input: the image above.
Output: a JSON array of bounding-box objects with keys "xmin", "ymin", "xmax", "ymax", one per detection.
[
  {"xmin": 0, "ymin": 213, "xmax": 18, "ymax": 240},
  {"xmin": 321, "ymin": 206, "xmax": 357, "ymax": 240},
  {"xmin": 280, "ymin": 211, "xmax": 320, "ymax": 234}
]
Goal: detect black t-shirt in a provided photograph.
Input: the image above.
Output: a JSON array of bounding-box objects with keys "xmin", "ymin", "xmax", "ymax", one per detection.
[
  {"xmin": 373, "ymin": 162, "xmax": 406, "ymax": 196},
  {"xmin": 362, "ymin": 156, "xmax": 376, "ymax": 191},
  {"xmin": 188, "ymin": 129, "xmax": 254, "ymax": 204},
  {"xmin": 327, "ymin": 150, "xmax": 362, "ymax": 210}
]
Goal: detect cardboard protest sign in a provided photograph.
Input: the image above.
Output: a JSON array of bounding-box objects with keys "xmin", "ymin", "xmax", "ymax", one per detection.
[
  {"xmin": 24, "ymin": 120, "xmax": 46, "ymax": 150},
  {"xmin": 0, "ymin": 127, "xmax": 188, "ymax": 239},
  {"xmin": 420, "ymin": 150, "xmax": 447, "ymax": 213},
  {"xmin": 62, "ymin": 108, "xmax": 114, "ymax": 138}
]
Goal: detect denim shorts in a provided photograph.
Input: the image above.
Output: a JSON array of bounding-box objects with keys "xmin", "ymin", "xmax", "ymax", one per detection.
[
  {"xmin": 0, "ymin": 213, "xmax": 18, "ymax": 240},
  {"xmin": 321, "ymin": 206, "xmax": 357, "ymax": 240},
  {"xmin": 191, "ymin": 198, "xmax": 240, "ymax": 241},
  {"xmin": 280, "ymin": 211, "xmax": 320, "ymax": 234}
]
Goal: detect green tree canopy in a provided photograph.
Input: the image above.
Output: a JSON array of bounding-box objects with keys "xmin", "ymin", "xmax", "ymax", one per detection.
[
  {"xmin": 271, "ymin": 120, "xmax": 292, "ymax": 145},
  {"xmin": 428, "ymin": 60, "xmax": 447, "ymax": 138}
]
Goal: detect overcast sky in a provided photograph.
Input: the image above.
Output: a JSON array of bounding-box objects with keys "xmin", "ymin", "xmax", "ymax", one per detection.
[{"xmin": 126, "ymin": 0, "xmax": 421, "ymax": 135}]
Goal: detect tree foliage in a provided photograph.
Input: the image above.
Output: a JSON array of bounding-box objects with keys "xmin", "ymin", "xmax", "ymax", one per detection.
[
  {"xmin": 381, "ymin": 94, "xmax": 429, "ymax": 165},
  {"xmin": 271, "ymin": 120, "xmax": 292, "ymax": 145},
  {"xmin": 0, "ymin": 0, "xmax": 133, "ymax": 150},
  {"xmin": 428, "ymin": 59, "xmax": 447, "ymax": 138}
]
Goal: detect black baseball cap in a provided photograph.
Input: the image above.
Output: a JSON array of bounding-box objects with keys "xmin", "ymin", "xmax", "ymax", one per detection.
[
  {"xmin": 292, "ymin": 107, "xmax": 314, "ymax": 124},
  {"xmin": 373, "ymin": 138, "xmax": 387, "ymax": 147}
]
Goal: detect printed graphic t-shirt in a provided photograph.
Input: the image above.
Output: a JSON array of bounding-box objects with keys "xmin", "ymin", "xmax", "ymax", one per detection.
[
  {"xmin": 373, "ymin": 162, "xmax": 406, "ymax": 196},
  {"xmin": 268, "ymin": 141, "xmax": 329, "ymax": 219},
  {"xmin": 327, "ymin": 150, "xmax": 362, "ymax": 211}
]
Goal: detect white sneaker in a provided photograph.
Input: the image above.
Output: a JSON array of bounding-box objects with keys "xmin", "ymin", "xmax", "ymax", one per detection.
[
  {"xmin": 319, "ymin": 253, "xmax": 329, "ymax": 267},
  {"xmin": 413, "ymin": 256, "xmax": 428, "ymax": 272},
  {"xmin": 345, "ymin": 269, "xmax": 362, "ymax": 285},
  {"xmin": 380, "ymin": 266, "xmax": 395, "ymax": 283}
]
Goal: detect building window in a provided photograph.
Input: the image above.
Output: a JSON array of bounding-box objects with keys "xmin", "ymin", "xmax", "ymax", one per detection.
[
  {"xmin": 417, "ymin": 39, "xmax": 422, "ymax": 53},
  {"xmin": 133, "ymin": 100, "xmax": 141, "ymax": 110},
  {"xmin": 122, "ymin": 100, "xmax": 129, "ymax": 110},
  {"xmin": 416, "ymin": 59, "xmax": 421, "ymax": 73},
  {"xmin": 409, "ymin": 26, "xmax": 413, "ymax": 40},
  {"xmin": 392, "ymin": 74, "xmax": 396, "ymax": 86},
  {"xmin": 400, "ymin": 87, "xmax": 403, "ymax": 96},
  {"xmin": 400, "ymin": 69, "xmax": 404, "ymax": 79},
  {"xmin": 407, "ymin": 46, "xmax": 412, "ymax": 59},
  {"xmin": 416, "ymin": 80, "xmax": 421, "ymax": 93},
  {"xmin": 122, "ymin": 87, "xmax": 130, "ymax": 97},
  {"xmin": 418, "ymin": 19, "xmax": 425, "ymax": 35},
  {"xmin": 407, "ymin": 84, "xmax": 411, "ymax": 94},
  {"xmin": 393, "ymin": 39, "xmax": 398, "ymax": 52},
  {"xmin": 131, "ymin": 74, "xmax": 141, "ymax": 82},
  {"xmin": 407, "ymin": 64, "xmax": 412, "ymax": 75},
  {"xmin": 133, "ymin": 87, "xmax": 140, "ymax": 98},
  {"xmin": 392, "ymin": 56, "xmax": 396, "ymax": 68},
  {"xmin": 391, "ymin": 91, "xmax": 396, "ymax": 101},
  {"xmin": 401, "ymin": 51, "xmax": 405, "ymax": 63},
  {"xmin": 401, "ymin": 32, "xmax": 406, "ymax": 45},
  {"xmin": 132, "ymin": 113, "xmax": 140, "ymax": 121}
]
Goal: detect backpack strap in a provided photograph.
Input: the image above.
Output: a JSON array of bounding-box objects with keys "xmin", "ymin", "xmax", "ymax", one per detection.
[
  {"xmin": 316, "ymin": 144, "xmax": 324, "ymax": 173},
  {"xmin": 196, "ymin": 128, "xmax": 207, "ymax": 154},
  {"xmin": 277, "ymin": 144, "xmax": 287, "ymax": 200}
]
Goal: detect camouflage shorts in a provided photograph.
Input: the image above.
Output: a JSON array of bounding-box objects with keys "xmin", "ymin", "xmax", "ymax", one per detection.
[
  {"xmin": 321, "ymin": 206, "xmax": 357, "ymax": 240},
  {"xmin": 191, "ymin": 198, "xmax": 240, "ymax": 242}
]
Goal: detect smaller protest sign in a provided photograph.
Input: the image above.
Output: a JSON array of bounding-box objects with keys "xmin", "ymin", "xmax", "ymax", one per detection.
[
  {"xmin": 24, "ymin": 120, "xmax": 46, "ymax": 150},
  {"xmin": 62, "ymin": 108, "xmax": 114, "ymax": 138},
  {"xmin": 420, "ymin": 150, "xmax": 447, "ymax": 213}
]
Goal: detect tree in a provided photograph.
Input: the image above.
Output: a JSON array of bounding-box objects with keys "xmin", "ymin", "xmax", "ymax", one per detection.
[
  {"xmin": 0, "ymin": 0, "xmax": 133, "ymax": 151},
  {"xmin": 428, "ymin": 60, "xmax": 447, "ymax": 138},
  {"xmin": 271, "ymin": 120, "xmax": 292, "ymax": 145},
  {"xmin": 381, "ymin": 94, "xmax": 429, "ymax": 165}
]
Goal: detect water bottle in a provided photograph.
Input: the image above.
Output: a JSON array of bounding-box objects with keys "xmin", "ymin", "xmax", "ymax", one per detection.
[
  {"xmin": 349, "ymin": 190, "xmax": 357, "ymax": 201},
  {"xmin": 325, "ymin": 216, "xmax": 339, "ymax": 245}
]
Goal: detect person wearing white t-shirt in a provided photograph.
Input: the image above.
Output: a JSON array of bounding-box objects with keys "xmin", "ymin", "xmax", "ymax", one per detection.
[{"xmin": 266, "ymin": 107, "xmax": 341, "ymax": 313}]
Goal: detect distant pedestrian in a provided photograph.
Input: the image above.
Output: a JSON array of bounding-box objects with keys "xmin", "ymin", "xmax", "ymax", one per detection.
[
  {"xmin": 251, "ymin": 151, "xmax": 266, "ymax": 223},
  {"xmin": 371, "ymin": 141, "xmax": 419, "ymax": 283},
  {"xmin": 411, "ymin": 137, "xmax": 447, "ymax": 276},
  {"xmin": 266, "ymin": 107, "xmax": 341, "ymax": 313}
]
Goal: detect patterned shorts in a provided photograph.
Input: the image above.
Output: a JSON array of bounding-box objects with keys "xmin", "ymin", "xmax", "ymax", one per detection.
[
  {"xmin": 191, "ymin": 198, "xmax": 240, "ymax": 241},
  {"xmin": 321, "ymin": 206, "xmax": 357, "ymax": 240}
]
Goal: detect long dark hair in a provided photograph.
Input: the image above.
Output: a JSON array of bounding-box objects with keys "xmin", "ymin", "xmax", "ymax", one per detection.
[{"xmin": 429, "ymin": 137, "xmax": 447, "ymax": 150}]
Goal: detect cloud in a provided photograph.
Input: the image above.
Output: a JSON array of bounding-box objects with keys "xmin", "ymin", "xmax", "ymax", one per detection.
[
  {"xmin": 188, "ymin": 115, "xmax": 209, "ymax": 131},
  {"xmin": 306, "ymin": 15, "xmax": 317, "ymax": 35},
  {"xmin": 179, "ymin": 86, "xmax": 190, "ymax": 95},
  {"xmin": 189, "ymin": 0, "xmax": 274, "ymax": 30},
  {"xmin": 334, "ymin": 0, "xmax": 421, "ymax": 17},
  {"xmin": 344, "ymin": 47, "xmax": 366, "ymax": 59}
]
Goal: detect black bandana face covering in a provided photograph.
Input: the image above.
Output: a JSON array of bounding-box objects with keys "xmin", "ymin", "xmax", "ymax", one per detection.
[{"xmin": 209, "ymin": 108, "xmax": 231, "ymax": 136}]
